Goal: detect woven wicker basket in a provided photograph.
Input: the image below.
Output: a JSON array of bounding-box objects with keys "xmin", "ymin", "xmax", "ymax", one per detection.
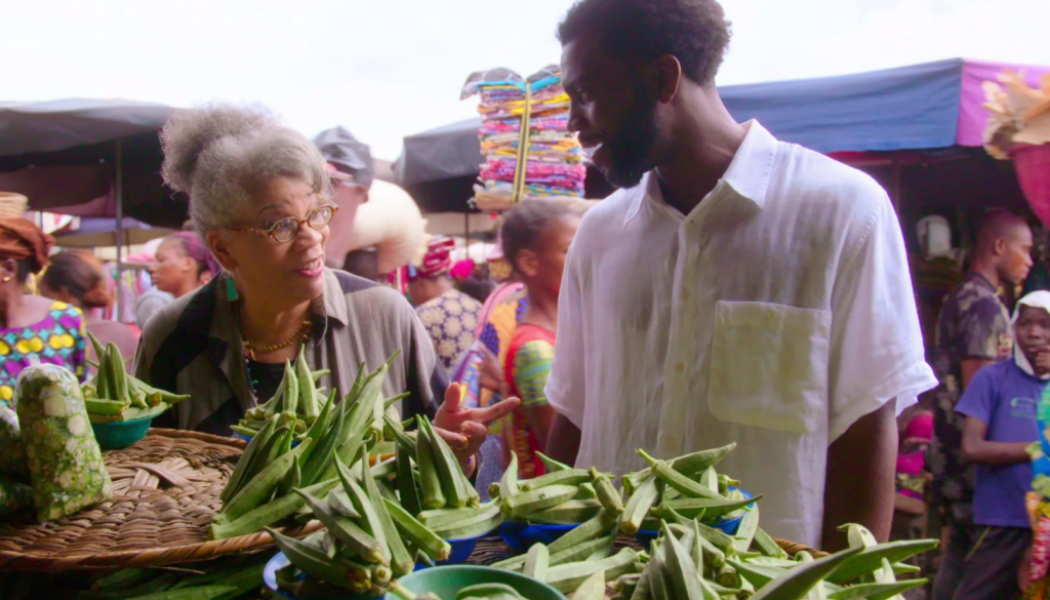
[
  {"xmin": 0, "ymin": 193, "xmax": 28, "ymax": 219},
  {"xmin": 0, "ymin": 428, "xmax": 321, "ymax": 572}
]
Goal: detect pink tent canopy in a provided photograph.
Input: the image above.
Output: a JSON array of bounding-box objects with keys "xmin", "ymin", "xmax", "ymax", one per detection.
[{"xmin": 957, "ymin": 59, "xmax": 1050, "ymax": 147}]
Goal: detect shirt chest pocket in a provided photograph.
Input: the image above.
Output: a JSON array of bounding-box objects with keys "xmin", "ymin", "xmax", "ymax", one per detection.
[{"xmin": 708, "ymin": 301, "xmax": 831, "ymax": 435}]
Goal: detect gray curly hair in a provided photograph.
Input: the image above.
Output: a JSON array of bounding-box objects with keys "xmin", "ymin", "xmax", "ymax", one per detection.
[{"xmin": 160, "ymin": 104, "xmax": 330, "ymax": 233}]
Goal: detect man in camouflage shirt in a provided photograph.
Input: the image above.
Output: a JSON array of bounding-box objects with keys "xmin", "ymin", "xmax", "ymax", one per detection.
[{"xmin": 930, "ymin": 210, "xmax": 1032, "ymax": 600}]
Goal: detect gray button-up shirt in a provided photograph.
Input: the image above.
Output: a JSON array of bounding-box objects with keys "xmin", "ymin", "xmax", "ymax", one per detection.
[{"xmin": 135, "ymin": 268, "xmax": 444, "ymax": 435}]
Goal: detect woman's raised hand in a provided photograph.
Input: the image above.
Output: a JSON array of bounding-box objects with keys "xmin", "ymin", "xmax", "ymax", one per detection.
[{"xmin": 433, "ymin": 382, "xmax": 520, "ymax": 475}]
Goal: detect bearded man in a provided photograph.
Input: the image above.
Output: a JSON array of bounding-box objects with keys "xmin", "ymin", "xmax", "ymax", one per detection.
[{"xmin": 544, "ymin": 0, "xmax": 937, "ymax": 550}]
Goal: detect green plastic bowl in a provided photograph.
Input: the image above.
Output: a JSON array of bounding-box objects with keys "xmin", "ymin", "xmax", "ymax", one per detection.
[
  {"xmin": 385, "ymin": 565, "xmax": 565, "ymax": 600},
  {"xmin": 91, "ymin": 415, "xmax": 154, "ymax": 450}
]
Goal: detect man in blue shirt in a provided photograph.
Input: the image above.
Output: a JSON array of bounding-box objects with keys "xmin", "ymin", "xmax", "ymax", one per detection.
[{"xmin": 955, "ymin": 291, "xmax": 1050, "ymax": 599}]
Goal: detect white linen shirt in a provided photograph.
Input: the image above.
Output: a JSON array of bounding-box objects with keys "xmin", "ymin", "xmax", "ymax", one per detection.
[{"xmin": 546, "ymin": 121, "xmax": 937, "ymax": 547}]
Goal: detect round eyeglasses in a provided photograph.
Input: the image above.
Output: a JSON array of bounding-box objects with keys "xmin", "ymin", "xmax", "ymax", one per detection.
[{"xmin": 229, "ymin": 203, "xmax": 339, "ymax": 243}]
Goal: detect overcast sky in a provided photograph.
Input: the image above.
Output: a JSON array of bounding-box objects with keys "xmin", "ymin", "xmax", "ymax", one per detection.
[{"xmin": 4, "ymin": 0, "xmax": 1049, "ymax": 160}]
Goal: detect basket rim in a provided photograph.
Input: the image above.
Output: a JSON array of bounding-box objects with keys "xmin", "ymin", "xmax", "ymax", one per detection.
[{"xmin": 0, "ymin": 428, "xmax": 321, "ymax": 572}]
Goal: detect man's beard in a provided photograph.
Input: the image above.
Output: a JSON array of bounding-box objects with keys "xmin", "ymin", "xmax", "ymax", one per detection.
[{"xmin": 601, "ymin": 94, "xmax": 659, "ymax": 189}]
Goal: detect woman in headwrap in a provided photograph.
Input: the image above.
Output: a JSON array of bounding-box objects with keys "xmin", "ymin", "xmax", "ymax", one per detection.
[
  {"xmin": 0, "ymin": 218, "xmax": 87, "ymax": 407},
  {"xmin": 150, "ymin": 231, "xmax": 219, "ymax": 300},
  {"xmin": 409, "ymin": 237, "xmax": 484, "ymax": 372}
]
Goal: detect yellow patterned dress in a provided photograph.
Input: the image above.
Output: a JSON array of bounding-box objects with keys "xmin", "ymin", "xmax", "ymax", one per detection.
[
  {"xmin": 416, "ymin": 289, "xmax": 483, "ymax": 372},
  {"xmin": 0, "ymin": 301, "xmax": 87, "ymax": 408}
]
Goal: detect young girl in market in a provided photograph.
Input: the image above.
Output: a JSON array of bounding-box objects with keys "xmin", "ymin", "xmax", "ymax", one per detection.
[
  {"xmin": 953, "ymin": 291, "xmax": 1050, "ymax": 600},
  {"xmin": 500, "ymin": 200, "xmax": 582, "ymax": 478}
]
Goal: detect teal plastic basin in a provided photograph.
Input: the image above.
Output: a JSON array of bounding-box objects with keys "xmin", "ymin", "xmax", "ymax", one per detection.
[
  {"xmin": 91, "ymin": 414, "xmax": 154, "ymax": 450},
  {"xmin": 386, "ymin": 565, "xmax": 565, "ymax": 600}
]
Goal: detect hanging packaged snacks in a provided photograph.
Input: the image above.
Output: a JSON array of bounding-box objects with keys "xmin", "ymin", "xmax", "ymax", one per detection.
[
  {"xmin": 0, "ymin": 404, "xmax": 28, "ymax": 482},
  {"xmin": 0, "ymin": 473, "xmax": 32, "ymax": 518},
  {"xmin": 15, "ymin": 359, "xmax": 112, "ymax": 522}
]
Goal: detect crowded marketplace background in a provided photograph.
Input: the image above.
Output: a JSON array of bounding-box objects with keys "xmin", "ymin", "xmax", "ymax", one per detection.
[{"xmin": 0, "ymin": 1, "xmax": 1049, "ymax": 600}]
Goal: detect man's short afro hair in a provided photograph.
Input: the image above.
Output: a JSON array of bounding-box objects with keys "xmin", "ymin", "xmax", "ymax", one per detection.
[{"xmin": 558, "ymin": 0, "xmax": 732, "ymax": 86}]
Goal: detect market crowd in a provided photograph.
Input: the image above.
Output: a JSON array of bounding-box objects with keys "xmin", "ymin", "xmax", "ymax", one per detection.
[{"xmin": 0, "ymin": 1, "xmax": 1043, "ymax": 599}]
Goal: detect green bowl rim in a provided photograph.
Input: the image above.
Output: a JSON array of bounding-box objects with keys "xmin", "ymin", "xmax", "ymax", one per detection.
[
  {"xmin": 91, "ymin": 414, "xmax": 156, "ymax": 427},
  {"xmin": 392, "ymin": 564, "xmax": 567, "ymax": 600}
]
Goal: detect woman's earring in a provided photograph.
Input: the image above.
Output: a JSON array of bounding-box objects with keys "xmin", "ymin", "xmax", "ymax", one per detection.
[
  {"xmin": 2, "ymin": 277, "xmax": 10, "ymax": 283},
  {"xmin": 226, "ymin": 277, "xmax": 239, "ymax": 302}
]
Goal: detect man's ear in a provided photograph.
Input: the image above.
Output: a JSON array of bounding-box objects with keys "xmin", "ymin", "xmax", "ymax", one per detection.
[
  {"xmin": 207, "ymin": 231, "xmax": 237, "ymax": 271},
  {"xmin": 653, "ymin": 54, "xmax": 683, "ymax": 105},
  {"xmin": 994, "ymin": 237, "xmax": 1008, "ymax": 257}
]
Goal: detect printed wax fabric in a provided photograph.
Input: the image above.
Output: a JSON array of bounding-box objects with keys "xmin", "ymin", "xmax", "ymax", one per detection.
[
  {"xmin": 462, "ymin": 66, "xmax": 586, "ymax": 211},
  {"xmin": 0, "ymin": 301, "xmax": 86, "ymax": 408},
  {"xmin": 416, "ymin": 289, "xmax": 482, "ymax": 372},
  {"xmin": 930, "ymin": 273, "xmax": 1013, "ymax": 513},
  {"xmin": 453, "ymin": 282, "xmax": 527, "ymax": 499}
]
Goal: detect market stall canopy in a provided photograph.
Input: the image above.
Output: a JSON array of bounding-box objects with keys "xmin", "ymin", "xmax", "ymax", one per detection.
[
  {"xmin": 394, "ymin": 58, "xmax": 1050, "ymax": 210},
  {"xmin": 396, "ymin": 118, "xmax": 480, "ymax": 188},
  {"xmin": 0, "ymin": 99, "xmax": 186, "ymax": 227},
  {"xmin": 53, "ymin": 217, "xmax": 175, "ymax": 249},
  {"xmin": 723, "ymin": 58, "xmax": 1050, "ymax": 153},
  {"xmin": 0, "ymin": 99, "xmax": 173, "ymax": 157}
]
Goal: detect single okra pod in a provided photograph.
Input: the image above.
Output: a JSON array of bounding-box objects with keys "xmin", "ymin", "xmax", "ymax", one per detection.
[
  {"xmin": 525, "ymin": 543, "xmax": 550, "ymax": 582},
  {"xmin": 622, "ymin": 476, "xmax": 661, "ymax": 535},
  {"xmin": 383, "ymin": 497, "xmax": 452, "ymax": 562},
  {"xmin": 536, "ymin": 451, "xmax": 572, "ymax": 473},
  {"xmin": 295, "ymin": 488, "xmax": 387, "ymax": 564},
  {"xmin": 502, "ymin": 484, "xmax": 579, "ymax": 518},
  {"xmin": 415, "ymin": 415, "xmax": 446, "ymax": 510},
  {"xmin": 591, "ymin": 467, "xmax": 625, "ymax": 516},
  {"xmin": 639, "ymin": 449, "xmax": 721, "ymax": 501},
  {"xmin": 547, "ymin": 509, "xmax": 618, "ymax": 554},
  {"xmin": 572, "ymin": 570, "xmax": 607, "ymax": 600},
  {"xmin": 522, "ymin": 468, "xmax": 595, "ymax": 491}
]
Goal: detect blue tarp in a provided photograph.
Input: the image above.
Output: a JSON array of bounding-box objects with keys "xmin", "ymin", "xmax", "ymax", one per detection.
[
  {"xmin": 396, "ymin": 59, "xmax": 968, "ymax": 187},
  {"xmin": 721, "ymin": 58, "xmax": 963, "ymax": 153}
]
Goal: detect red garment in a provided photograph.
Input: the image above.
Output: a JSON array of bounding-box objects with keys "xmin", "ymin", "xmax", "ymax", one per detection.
[{"xmin": 504, "ymin": 324, "xmax": 556, "ymax": 480}]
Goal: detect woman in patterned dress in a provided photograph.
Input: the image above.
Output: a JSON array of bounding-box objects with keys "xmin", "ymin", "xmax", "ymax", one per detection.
[
  {"xmin": 409, "ymin": 237, "xmax": 484, "ymax": 372},
  {"xmin": 0, "ymin": 218, "xmax": 87, "ymax": 407},
  {"xmin": 499, "ymin": 201, "xmax": 582, "ymax": 478}
]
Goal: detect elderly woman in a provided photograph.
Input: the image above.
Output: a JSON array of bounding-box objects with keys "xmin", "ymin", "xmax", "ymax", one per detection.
[{"xmin": 136, "ymin": 105, "xmax": 516, "ymax": 473}]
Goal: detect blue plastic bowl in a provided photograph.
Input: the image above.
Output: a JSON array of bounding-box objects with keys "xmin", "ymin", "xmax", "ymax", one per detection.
[
  {"xmin": 412, "ymin": 535, "xmax": 487, "ymax": 570},
  {"xmin": 91, "ymin": 415, "xmax": 155, "ymax": 450},
  {"xmin": 442, "ymin": 535, "xmax": 480, "ymax": 565},
  {"xmin": 498, "ymin": 521, "xmax": 577, "ymax": 553},
  {"xmin": 635, "ymin": 488, "xmax": 755, "ymax": 546},
  {"xmin": 264, "ymin": 552, "xmax": 383, "ymax": 600}
]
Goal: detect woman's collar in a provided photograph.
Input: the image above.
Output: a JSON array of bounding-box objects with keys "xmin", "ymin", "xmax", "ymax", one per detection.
[{"xmin": 317, "ymin": 267, "xmax": 349, "ymax": 326}]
